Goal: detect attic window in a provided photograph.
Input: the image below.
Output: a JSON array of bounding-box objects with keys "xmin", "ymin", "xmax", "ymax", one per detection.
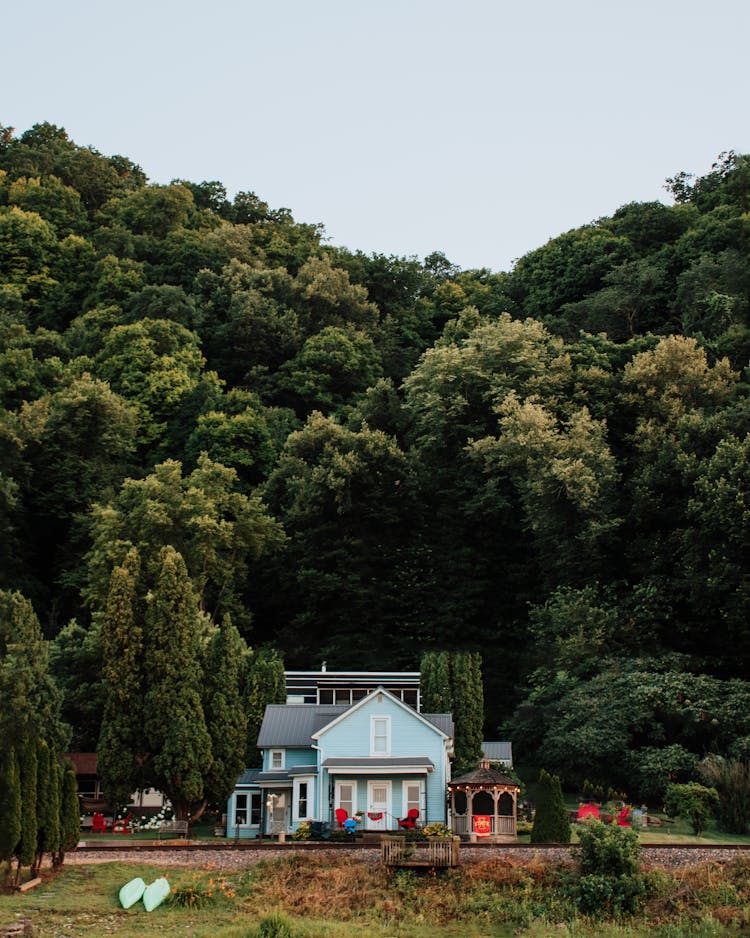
[
  {"xmin": 270, "ymin": 749, "xmax": 284, "ymax": 770},
  {"xmin": 371, "ymin": 716, "xmax": 390, "ymax": 756}
]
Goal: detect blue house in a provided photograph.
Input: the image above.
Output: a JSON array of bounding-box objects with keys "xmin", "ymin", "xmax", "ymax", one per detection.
[{"xmin": 227, "ymin": 686, "xmax": 454, "ymax": 838}]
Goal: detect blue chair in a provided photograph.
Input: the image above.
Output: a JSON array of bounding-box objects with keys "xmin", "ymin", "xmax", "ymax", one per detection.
[{"xmin": 343, "ymin": 817, "xmax": 357, "ymax": 835}]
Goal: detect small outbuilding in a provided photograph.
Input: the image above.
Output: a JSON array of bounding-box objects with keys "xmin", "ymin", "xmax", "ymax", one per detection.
[{"xmin": 449, "ymin": 759, "xmax": 520, "ymax": 841}]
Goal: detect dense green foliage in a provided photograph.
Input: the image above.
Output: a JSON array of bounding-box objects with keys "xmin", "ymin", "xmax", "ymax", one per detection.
[
  {"xmin": 663, "ymin": 782, "xmax": 719, "ymax": 836},
  {"xmin": 698, "ymin": 756, "xmax": 750, "ymax": 834},
  {"xmin": 575, "ymin": 821, "xmax": 646, "ymax": 917},
  {"xmin": 1, "ymin": 123, "xmax": 749, "ymax": 796}
]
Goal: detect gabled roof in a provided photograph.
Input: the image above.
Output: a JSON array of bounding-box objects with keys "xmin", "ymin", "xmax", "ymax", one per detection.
[
  {"xmin": 312, "ymin": 686, "xmax": 451, "ymax": 741},
  {"xmin": 449, "ymin": 764, "xmax": 520, "ymax": 789},
  {"xmin": 257, "ymin": 705, "xmax": 347, "ymax": 748}
]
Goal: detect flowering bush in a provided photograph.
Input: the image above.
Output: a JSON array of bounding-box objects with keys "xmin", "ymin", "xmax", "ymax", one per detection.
[
  {"xmin": 137, "ymin": 804, "xmax": 175, "ymax": 831},
  {"xmin": 170, "ymin": 872, "xmax": 235, "ymax": 908},
  {"xmin": 422, "ymin": 822, "xmax": 452, "ymax": 838}
]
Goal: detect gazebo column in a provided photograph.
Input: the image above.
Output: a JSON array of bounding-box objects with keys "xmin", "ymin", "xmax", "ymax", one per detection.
[{"xmin": 492, "ymin": 788, "xmax": 499, "ymax": 839}]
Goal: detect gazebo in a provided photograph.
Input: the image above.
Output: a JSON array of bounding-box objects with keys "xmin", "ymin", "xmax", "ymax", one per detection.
[{"xmin": 448, "ymin": 759, "xmax": 520, "ymax": 841}]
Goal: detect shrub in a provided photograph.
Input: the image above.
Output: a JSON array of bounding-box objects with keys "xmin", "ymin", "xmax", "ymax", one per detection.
[
  {"xmin": 422, "ymin": 821, "xmax": 451, "ymax": 838},
  {"xmin": 258, "ymin": 912, "xmax": 294, "ymax": 938},
  {"xmin": 699, "ymin": 756, "xmax": 750, "ymax": 834},
  {"xmin": 577, "ymin": 819, "xmax": 640, "ymax": 878},
  {"xmin": 574, "ymin": 820, "xmax": 645, "ymax": 916},
  {"xmin": 531, "ymin": 769, "xmax": 571, "ymax": 843},
  {"xmin": 663, "ymin": 782, "xmax": 719, "ymax": 836},
  {"xmin": 291, "ymin": 821, "xmax": 312, "ymax": 841}
]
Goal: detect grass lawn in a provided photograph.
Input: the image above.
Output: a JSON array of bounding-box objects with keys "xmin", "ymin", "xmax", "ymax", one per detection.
[{"xmin": 0, "ymin": 860, "xmax": 735, "ymax": 938}]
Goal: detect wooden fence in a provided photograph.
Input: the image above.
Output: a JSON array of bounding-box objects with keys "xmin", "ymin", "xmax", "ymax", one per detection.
[{"xmin": 381, "ymin": 836, "xmax": 460, "ymax": 868}]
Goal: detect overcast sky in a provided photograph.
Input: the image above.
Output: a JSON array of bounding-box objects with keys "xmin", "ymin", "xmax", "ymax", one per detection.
[{"xmin": 3, "ymin": 0, "xmax": 749, "ymax": 272}]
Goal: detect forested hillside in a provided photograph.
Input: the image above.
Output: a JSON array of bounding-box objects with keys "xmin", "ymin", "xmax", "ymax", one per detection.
[{"xmin": 1, "ymin": 123, "xmax": 749, "ymax": 798}]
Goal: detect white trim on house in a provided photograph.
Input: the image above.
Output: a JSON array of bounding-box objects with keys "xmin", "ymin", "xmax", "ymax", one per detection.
[
  {"xmin": 335, "ymin": 780, "xmax": 356, "ymax": 817},
  {"xmin": 367, "ymin": 779, "xmax": 391, "ymax": 830},
  {"xmin": 311, "ymin": 686, "xmax": 449, "ymax": 742},
  {"xmin": 324, "ymin": 765, "xmax": 432, "ymax": 775},
  {"xmin": 402, "ymin": 778, "xmax": 425, "ymax": 822},
  {"xmin": 292, "ymin": 776, "xmax": 314, "ymax": 823}
]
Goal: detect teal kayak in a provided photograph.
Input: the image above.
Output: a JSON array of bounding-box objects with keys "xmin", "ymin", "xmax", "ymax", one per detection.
[
  {"xmin": 143, "ymin": 877, "xmax": 171, "ymax": 912},
  {"xmin": 118, "ymin": 877, "xmax": 146, "ymax": 909}
]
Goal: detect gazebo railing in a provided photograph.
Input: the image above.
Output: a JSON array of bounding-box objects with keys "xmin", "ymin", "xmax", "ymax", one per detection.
[{"xmin": 451, "ymin": 815, "xmax": 516, "ymax": 836}]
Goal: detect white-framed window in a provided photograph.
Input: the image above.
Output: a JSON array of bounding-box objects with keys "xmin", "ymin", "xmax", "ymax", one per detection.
[
  {"xmin": 234, "ymin": 792, "xmax": 262, "ymax": 827},
  {"xmin": 335, "ymin": 780, "xmax": 356, "ymax": 817},
  {"xmin": 370, "ymin": 715, "xmax": 391, "ymax": 756},
  {"xmin": 269, "ymin": 749, "xmax": 285, "ymax": 770},
  {"xmin": 293, "ymin": 777, "xmax": 314, "ymax": 822},
  {"xmin": 402, "ymin": 780, "xmax": 424, "ymax": 821}
]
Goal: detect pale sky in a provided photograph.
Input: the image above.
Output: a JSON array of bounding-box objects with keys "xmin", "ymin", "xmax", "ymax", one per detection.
[{"xmin": 3, "ymin": 0, "xmax": 749, "ymax": 272}]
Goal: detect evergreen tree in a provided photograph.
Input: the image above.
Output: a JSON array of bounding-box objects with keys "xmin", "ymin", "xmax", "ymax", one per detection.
[
  {"xmin": 421, "ymin": 651, "xmax": 484, "ymax": 774},
  {"xmin": 97, "ymin": 548, "xmax": 146, "ymax": 807},
  {"xmin": 420, "ymin": 652, "xmax": 452, "ymax": 713},
  {"xmin": 16, "ymin": 740, "xmax": 38, "ymax": 870},
  {"xmin": 34, "ymin": 740, "xmax": 61, "ymax": 874},
  {"xmin": 143, "ymin": 546, "xmax": 213, "ymax": 819},
  {"xmin": 531, "ymin": 769, "xmax": 571, "ymax": 843},
  {"xmin": 451, "ymin": 651, "xmax": 484, "ymax": 773},
  {"xmin": 244, "ymin": 646, "xmax": 286, "ymax": 767},
  {"xmin": 56, "ymin": 762, "xmax": 80, "ymax": 867},
  {"xmin": 202, "ymin": 617, "xmax": 250, "ymax": 801},
  {"xmin": 0, "ymin": 747, "xmax": 21, "ymax": 867}
]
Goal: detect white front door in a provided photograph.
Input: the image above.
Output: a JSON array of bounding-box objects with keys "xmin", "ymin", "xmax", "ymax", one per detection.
[{"xmin": 367, "ymin": 780, "xmax": 391, "ymax": 830}]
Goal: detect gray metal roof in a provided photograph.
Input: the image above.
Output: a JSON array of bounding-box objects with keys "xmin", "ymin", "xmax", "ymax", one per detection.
[
  {"xmin": 257, "ymin": 705, "xmax": 347, "ymax": 747},
  {"xmin": 235, "ymin": 768, "xmax": 263, "ymax": 787},
  {"xmin": 423, "ymin": 714, "xmax": 454, "ymax": 737},
  {"xmin": 257, "ymin": 771, "xmax": 293, "ymax": 787},
  {"xmin": 482, "ymin": 741, "xmax": 513, "ymax": 765},
  {"xmin": 322, "ymin": 757, "xmax": 435, "ymax": 769},
  {"xmin": 288, "ymin": 765, "xmax": 317, "ymax": 776}
]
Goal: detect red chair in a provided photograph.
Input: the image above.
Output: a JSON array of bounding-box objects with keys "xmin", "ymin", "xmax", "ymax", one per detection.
[
  {"xmin": 617, "ymin": 806, "xmax": 631, "ymax": 827},
  {"xmin": 91, "ymin": 812, "xmax": 108, "ymax": 833},
  {"xmin": 334, "ymin": 808, "xmax": 348, "ymax": 828},
  {"xmin": 398, "ymin": 808, "xmax": 420, "ymax": 830}
]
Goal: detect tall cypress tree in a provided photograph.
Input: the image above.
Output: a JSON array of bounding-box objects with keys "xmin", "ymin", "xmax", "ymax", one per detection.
[
  {"xmin": 34, "ymin": 740, "xmax": 61, "ymax": 874},
  {"xmin": 0, "ymin": 748, "xmax": 21, "ymax": 868},
  {"xmin": 421, "ymin": 651, "xmax": 484, "ymax": 774},
  {"xmin": 56, "ymin": 762, "xmax": 80, "ymax": 868},
  {"xmin": 144, "ymin": 546, "xmax": 213, "ymax": 819},
  {"xmin": 97, "ymin": 548, "xmax": 146, "ymax": 807},
  {"xmin": 451, "ymin": 652, "xmax": 484, "ymax": 773},
  {"xmin": 16, "ymin": 740, "xmax": 38, "ymax": 871},
  {"xmin": 202, "ymin": 617, "xmax": 249, "ymax": 801},
  {"xmin": 420, "ymin": 651, "xmax": 452, "ymax": 713}
]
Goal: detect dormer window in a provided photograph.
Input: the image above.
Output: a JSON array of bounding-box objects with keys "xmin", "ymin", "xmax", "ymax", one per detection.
[
  {"xmin": 270, "ymin": 749, "xmax": 285, "ymax": 770},
  {"xmin": 370, "ymin": 716, "xmax": 390, "ymax": 756}
]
